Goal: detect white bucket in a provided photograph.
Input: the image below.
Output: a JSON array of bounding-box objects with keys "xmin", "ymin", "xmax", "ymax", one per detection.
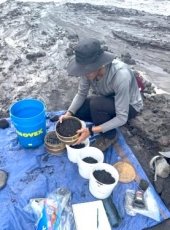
[
  {"xmin": 89, "ymin": 163, "xmax": 119, "ymax": 199},
  {"xmin": 77, "ymin": 147, "xmax": 104, "ymax": 179},
  {"xmin": 80, "ymin": 120, "xmax": 86, "ymax": 128},
  {"xmin": 66, "ymin": 138, "xmax": 90, "ymax": 163}
]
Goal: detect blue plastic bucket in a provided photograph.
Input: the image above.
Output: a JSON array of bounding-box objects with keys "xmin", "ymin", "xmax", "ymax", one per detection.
[{"xmin": 10, "ymin": 99, "xmax": 46, "ymax": 148}]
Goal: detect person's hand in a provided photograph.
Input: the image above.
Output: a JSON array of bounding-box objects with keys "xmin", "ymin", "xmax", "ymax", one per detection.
[
  {"xmin": 59, "ymin": 111, "xmax": 72, "ymax": 123},
  {"xmin": 74, "ymin": 127, "xmax": 90, "ymax": 145}
]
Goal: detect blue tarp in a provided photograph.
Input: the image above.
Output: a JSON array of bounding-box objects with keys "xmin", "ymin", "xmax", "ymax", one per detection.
[{"xmin": 0, "ymin": 111, "xmax": 170, "ymax": 230}]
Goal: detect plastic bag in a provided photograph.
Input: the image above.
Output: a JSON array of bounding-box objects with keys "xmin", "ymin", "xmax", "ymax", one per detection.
[
  {"xmin": 25, "ymin": 188, "xmax": 75, "ymax": 230},
  {"xmin": 125, "ymin": 188, "xmax": 160, "ymax": 221}
]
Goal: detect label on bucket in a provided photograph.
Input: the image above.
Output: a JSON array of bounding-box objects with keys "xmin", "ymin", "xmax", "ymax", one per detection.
[{"xmin": 16, "ymin": 128, "xmax": 43, "ymax": 137}]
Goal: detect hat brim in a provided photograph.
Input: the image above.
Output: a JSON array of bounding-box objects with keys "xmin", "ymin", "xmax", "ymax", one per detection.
[{"xmin": 67, "ymin": 51, "xmax": 114, "ymax": 76}]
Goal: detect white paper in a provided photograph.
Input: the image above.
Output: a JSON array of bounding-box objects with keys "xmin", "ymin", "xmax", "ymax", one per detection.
[{"xmin": 72, "ymin": 200, "xmax": 111, "ymax": 230}]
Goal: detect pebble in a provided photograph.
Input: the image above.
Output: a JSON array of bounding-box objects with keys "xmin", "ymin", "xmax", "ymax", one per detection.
[
  {"xmin": 65, "ymin": 47, "xmax": 74, "ymax": 56},
  {"xmin": 26, "ymin": 51, "xmax": 46, "ymax": 60},
  {"xmin": 0, "ymin": 119, "xmax": 9, "ymax": 129},
  {"xmin": 0, "ymin": 170, "xmax": 8, "ymax": 190}
]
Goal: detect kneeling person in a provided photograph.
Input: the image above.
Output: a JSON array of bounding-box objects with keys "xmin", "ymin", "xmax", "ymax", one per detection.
[{"xmin": 60, "ymin": 38, "xmax": 143, "ymax": 151}]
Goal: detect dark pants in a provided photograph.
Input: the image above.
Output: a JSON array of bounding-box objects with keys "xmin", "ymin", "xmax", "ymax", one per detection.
[{"xmin": 75, "ymin": 95, "xmax": 138, "ymax": 138}]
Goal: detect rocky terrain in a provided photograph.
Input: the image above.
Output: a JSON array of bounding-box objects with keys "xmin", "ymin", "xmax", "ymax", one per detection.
[{"xmin": 0, "ymin": 1, "xmax": 170, "ymax": 208}]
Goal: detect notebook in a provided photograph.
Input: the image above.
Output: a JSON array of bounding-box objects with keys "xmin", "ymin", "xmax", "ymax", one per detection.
[{"xmin": 72, "ymin": 200, "xmax": 111, "ymax": 230}]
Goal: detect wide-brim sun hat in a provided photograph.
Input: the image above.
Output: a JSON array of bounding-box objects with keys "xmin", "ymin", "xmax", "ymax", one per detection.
[{"xmin": 67, "ymin": 38, "xmax": 114, "ymax": 76}]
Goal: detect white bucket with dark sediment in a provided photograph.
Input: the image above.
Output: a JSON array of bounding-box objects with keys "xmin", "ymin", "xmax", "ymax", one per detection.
[
  {"xmin": 89, "ymin": 163, "xmax": 119, "ymax": 199},
  {"xmin": 66, "ymin": 138, "xmax": 90, "ymax": 163},
  {"xmin": 77, "ymin": 146, "xmax": 104, "ymax": 179}
]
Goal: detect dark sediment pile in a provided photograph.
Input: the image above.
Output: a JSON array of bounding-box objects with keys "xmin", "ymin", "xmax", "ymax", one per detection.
[
  {"xmin": 83, "ymin": 157, "xmax": 98, "ymax": 164},
  {"xmin": 70, "ymin": 143, "xmax": 85, "ymax": 149},
  {"xmin": 93, "ymin": 169, "xmax": 115, "ymax": 184},
  {"xmin": 56, "ymin": 118, "xmax": 81, "ymax": 136}
]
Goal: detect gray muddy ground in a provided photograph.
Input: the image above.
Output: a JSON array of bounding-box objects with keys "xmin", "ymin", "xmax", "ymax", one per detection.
[{"xmin": 0, "ymin": 1, "xmax": 170, "ymax": 209}]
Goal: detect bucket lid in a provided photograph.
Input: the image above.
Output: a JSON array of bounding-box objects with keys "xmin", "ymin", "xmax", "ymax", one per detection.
[{"xmin": 113, "ymin": 161, "xmax": 136, "ymax": 183}]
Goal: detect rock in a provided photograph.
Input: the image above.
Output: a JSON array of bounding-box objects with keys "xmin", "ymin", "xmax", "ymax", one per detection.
[
  {"xmin": 26, "ymin": 51, "xmax": 46, "ymax": 60},
  {"xmin": 102, "ymin": 45, "xmax": 108, "ymax": 51},
  {"xmin": 122, "ymin": 52, "xmax": 131, "ymax": 59},
  {"xmin": 65, "ymin": 47, "xmax": 74, "ymax": 56},
  {"xmin": 145, "ymin": 81, "xmax": 152, "ymax": 88},
  {"xmin": 14, "ymin": 58, "xmax": 22, "ymax": 65},
  {"xmin": 0, "ymin": 119, "xmax": 9, "ymax": 129},
  {"xmin": 67, "ymin": 32, "xmax": 79, "ymax": 41},
  {"xmin": 158, "ymin": 136, "xmax": 170, "ymax": 147},
  {"xmin": 121, "ymin": 52, "xmax": 136, "ymax": 65},
  {"xmin": 41, "ymin": 31, "xmax": 47, "ymax": 35},
  {"xmin": 0, "ymin": 170, "xmax": 8, "ymax": 190}
]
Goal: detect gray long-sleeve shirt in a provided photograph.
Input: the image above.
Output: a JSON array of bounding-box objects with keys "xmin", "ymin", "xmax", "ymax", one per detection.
[{"xmin": 68, "ymin": 59, "xmax": 143, "ymax": 133}]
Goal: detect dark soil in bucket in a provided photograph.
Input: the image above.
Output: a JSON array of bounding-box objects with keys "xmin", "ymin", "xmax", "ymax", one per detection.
[
  {"xmin": 70, "ymin": 143, "xmax": 85, "ymax": 149},
  {"xmin": 46, "ymin": 132, "xmax": 60, "ymax": 145},
  {"xmin": 83, "ymin": 157, "xmax": 98, "ymax": 164},
  {"xmin": 56, "ymin": 119, "xmax": 81, "ymax": 137},
  {"xmin": 93, "ymin": 170, "xmax": 115, "ymax": 184}
]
